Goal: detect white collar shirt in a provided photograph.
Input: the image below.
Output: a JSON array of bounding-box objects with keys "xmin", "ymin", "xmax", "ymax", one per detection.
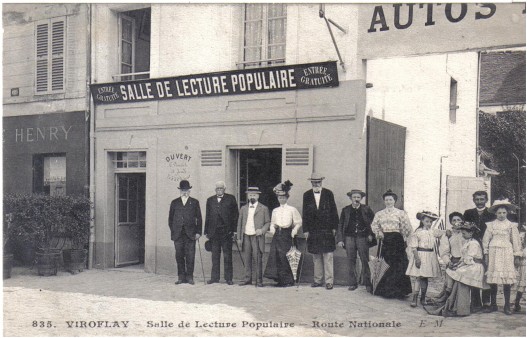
[
  {"xmin": 270, "ymin": 203, "xmax": 302, "ymax": 236},
  {"xmin": 313, "ymin": 190, "xmax": 321, "ymax": 209},
  {"xmin": 181, "ymin": 196, "xmax": 189, "ymax": 206},
  {"xmin": 244, "ymin": 202, "xmax": 258, "ymax": 235}
]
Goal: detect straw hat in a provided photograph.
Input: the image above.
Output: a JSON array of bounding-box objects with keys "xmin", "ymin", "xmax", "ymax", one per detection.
[
  {"xmin": 457, "ymin": 221, "xmax": 479, "ymax": 232},
  {"xmin": 347, "ymin": 189, "xmax": 366, "ymax": 198},
  {"xmin": 307, "ymin": 173, "xmax": 325, "ymax": 181},
  {"xmin": 488, "ymin": 198, "xmax": 519, "ymax": 214},
  {"xmin": 245, "ymin": 187, "xmax": 261, "ymax": 194},
  {"xmin": 416, "ymin": 211, "xmax": 440, "ymax": 221},
  {"xmin": 273, "ymin": 180, "xmax": 293, "ymax": 196}
]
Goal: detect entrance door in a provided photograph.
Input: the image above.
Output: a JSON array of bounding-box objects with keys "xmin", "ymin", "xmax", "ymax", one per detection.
[
  {"xmin": 115, "ymin": 173, "xmax": 146, "ymax": 267},
  {"xmin": 367, "ymin": 117, "xmax": 406, "ymax": 212},
  {"xmin": 238, "ymin": 149, "xmax": 282, "ymax": 210}
]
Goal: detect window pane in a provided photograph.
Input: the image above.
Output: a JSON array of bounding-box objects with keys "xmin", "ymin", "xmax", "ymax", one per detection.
[
  {"xmin": 245, "ymin": 4, "xmax": 262, "ymax": 21},
  {"xmin": 119, "ymin": 177, "xmax": 128, "ymax": 199},
  {"xmin": 122, "ymin": 42, "xmax": 133, "ymax": 65},
  {"xmin": 119, "ymin": 200, "xmax": 128, "ymax": 223},
  {"xmin": 122, "ymin": 18, "xmax": 133, "ymax": 42},
  {"xmin": 129, "ymin": 200, "xmax": 137, "ymax": 223}
]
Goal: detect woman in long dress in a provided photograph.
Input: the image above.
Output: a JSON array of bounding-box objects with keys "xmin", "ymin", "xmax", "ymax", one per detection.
[
  {"xmin": 483, "ymin": 199, "xmax": 522, "ymax": 315},
  {"xmin": 370, "ymin": 189, "xmax": 413, "ymax": 299},
  {"xmin": 263, "ymin": 181, "xmax": 302, "ymax": 287},
  {"xmin": 426, "ymin": 222, "xmax": 489, "ymax": 317}
]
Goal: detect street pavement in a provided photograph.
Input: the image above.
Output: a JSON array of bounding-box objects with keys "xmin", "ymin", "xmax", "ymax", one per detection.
[{"xmin": 3, "ymin": 267, "xmax": 526, "ymax": 337}]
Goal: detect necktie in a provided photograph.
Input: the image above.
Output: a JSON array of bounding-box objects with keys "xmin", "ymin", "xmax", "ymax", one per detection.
[{"xmin": 250, "ymin": 206, "xmax": 255, "ymax": 208}]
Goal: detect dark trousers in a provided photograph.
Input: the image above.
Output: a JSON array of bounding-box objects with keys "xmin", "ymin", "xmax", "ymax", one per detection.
[
  {"xmin": 174, "ymin": 234, "xmax": 196, "ymax": 280},
  {"xmin": 242, "ymin": 234, "xmax": 263, "ymax": 283},
  {"xmin": 210, "ymin": 227, "xmax": 233, "ymax": 281},
  {"xmin": 345, "ymin": 236, "xmax": 372, "ymax": 287}
]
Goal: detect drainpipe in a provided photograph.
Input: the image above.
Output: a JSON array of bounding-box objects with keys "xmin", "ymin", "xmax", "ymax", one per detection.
[{"xmin": 87, "ymin": 4, "xmax": 96, "ymax": 269}]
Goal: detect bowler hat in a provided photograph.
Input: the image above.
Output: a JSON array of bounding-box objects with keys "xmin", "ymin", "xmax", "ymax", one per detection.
[
  {"xmin": 178, "ymin": 180, "xmax": 192, "ymax": 190},
  {"xmin": 416, "ymin": 211, "xmax": 439, "ymax": 221},
  {"xmin": 347, "ymin": 189, "xmax": 366, "ymax": 198},
  {"xmin": 204, "ymin": 240, "xmax": 212, "ymax": 252},
  {"xmin": 245, "ymin": 187, "xmax": 261, "ymax": 194},
  {"xmin": 308, "ymin": 173, "xmax": 325, "ymax": 181},
  {"xmin": 488, "ymin": 198, "xmax": 519, "ymax": 214}
]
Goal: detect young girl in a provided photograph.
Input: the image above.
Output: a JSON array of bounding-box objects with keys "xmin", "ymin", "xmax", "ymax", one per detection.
[
  {"xmin": 514, "ymin": 224, "xmax": 526, "ymax": 313},
  {"xmin": 406, "ymin": 211, "xmax": 443, "ymax": 307},
  {"xmin": 483, "ymin": 199, "xmax": 522, "ymax": 315}
]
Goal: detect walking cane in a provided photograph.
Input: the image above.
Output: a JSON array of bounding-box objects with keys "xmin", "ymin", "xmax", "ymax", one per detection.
[
  {"xmin": 255, "ymin": 235, "xmax": 261, "ymax": 288},
  {"xmin": 233, "ymin": 236, "xmax": 245, "ymax": 268},
  {"xmin": 197, "ymin": 238, "xmax": 206, "ymax": 285},
  {"xmin": 297, "ymin": 234, "xmax": 308, "ymax": 288}
]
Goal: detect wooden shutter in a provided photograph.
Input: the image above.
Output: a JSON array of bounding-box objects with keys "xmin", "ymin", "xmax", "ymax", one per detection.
[
  {"xmin": 281, "ymin": 145, "xmax": 313, "ymax": 213},
  {"xmin": 35, "ymin": 22, "xmax": 49, "ymax": 92},
  {"xmin": 35, "ymin": 18, "xmax": 65, "ymax": 93},
  {"xmin": 51, "ymin": 19, "xmax": 65, "ymax": 91},
  {"xmin": 201, "ymin": 150, "xmax": 223, "ymax": 167}
]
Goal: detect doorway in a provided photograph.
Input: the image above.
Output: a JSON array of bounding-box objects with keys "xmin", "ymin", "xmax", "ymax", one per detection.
[
  {"xmin": 115, "ymin": 173, "xmax": 146, "ymax": 267},
  {"xmin": 238, "ymin": 148, "xmax": 282, "ymax": 210}
]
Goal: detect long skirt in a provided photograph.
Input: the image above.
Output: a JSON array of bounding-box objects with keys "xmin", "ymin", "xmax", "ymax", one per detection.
[
  {"xmin": 264, "ymin": 227, "xmax": 294, "ymax": 285},
  {"xmin": 425, "ymin": 281, "xmax": 472, "ymax": 317},
  {"xmin": 487, "ymin": 246, "xmax": 517, "ymax": 285},
  {"xmin": 374, "ymin": 232, "xmax": 412, "ymax": 299}
]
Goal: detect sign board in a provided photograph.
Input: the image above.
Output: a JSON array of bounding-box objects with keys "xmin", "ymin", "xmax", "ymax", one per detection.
[
  {"xmin": 90, "ymin": 61, "xmax": 339, "ymax": 105},
  {"xmin": 358, "ymin": 3, "xmax": 526, "ymax": 59}
]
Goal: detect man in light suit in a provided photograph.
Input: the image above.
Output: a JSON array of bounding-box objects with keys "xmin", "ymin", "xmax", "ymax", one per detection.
[
  {"xmin": 204, "ymin": 181, "xmax": 239, "ymax": 285},
  {"xmin": 168, "ymin": 180, "xmax": 202, "ymax": 285},
  {"xmin": 303, "ymin": 173, "xmax": 339, "ymax": 290},
  {"xmin": 237, "ymin": 187, "xmax": 270, "ymax": 287}
]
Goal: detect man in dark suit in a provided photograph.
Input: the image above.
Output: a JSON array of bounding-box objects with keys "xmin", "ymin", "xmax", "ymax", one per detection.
[
  {"xmin": 168, "ymin": 180, "xmax": 202, "ymax": 285},
  {"xmin": 204, "ymin": 181, "xmax": 239, "ymax": 285},
  {"xmin": 336, "ymin": 189, "xmax": 375, "ymax": 293},
  {"xmin": 303, "ymin": 173, "xmax": 339, "ymax": 290},
  {"xmin": 463, "ymin": 190, "xmax": 495, "ymax": 312},
  {"xmin": 237, "ymin": 187, "xmax": 270, "ymax": 287}
]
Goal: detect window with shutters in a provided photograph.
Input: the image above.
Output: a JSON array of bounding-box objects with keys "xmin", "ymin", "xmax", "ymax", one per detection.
[
  {"xmin": 35, "ymin": 18, "xmax": 66, "ymax": 94},
  {"xmin": 240, "ymin": 4, "xmax": 286, "ymax": 69}
]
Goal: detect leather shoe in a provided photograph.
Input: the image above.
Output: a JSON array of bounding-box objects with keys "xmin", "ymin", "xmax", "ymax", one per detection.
[
  {"xmin": 483, "ymin": 304, "xmax": 498, "ymax": 313},
  {"xmin": 504, "ymin": 305, "xmax": 512, "ymax": 315},
  {"xmin": 366, "ymin": 286, "xmax": 373, "ymax": 294},
  {"xmin": 226, "ymin": 280, "xmax": 233, "ymax": 285},
  {"xmin": 239, "ymin": 280, "xmax": 252, "ymax": 286},
  {"xmin": 207, "ymin": 279, "xmax": 219, "ymax": 284},
  {"xmin": 311, "ymin": 282, "xmax": 323, "ymax": 288},
  {"xmin": 175, "ymin": 280, "xmax": 186, "ymax": 285},
  {"xmin": 326, "ymin": 283, "xmax": 333, "ymax": 290},
  {"xmin": 256, "ymin": 283, "xmax": 264, "ymax": 287},
  {"xmin": 348, "ymin": 285, "xmax": 358, "ymax": 291},
  {"xmin": 187, "ymin": 279, "xmax": 195, "ymax": 285}
]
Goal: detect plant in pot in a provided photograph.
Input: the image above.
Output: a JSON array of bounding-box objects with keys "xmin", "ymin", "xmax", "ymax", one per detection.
[{"xmin": 62, "ymin": 196, "xmax": 91, "ymax": 274}]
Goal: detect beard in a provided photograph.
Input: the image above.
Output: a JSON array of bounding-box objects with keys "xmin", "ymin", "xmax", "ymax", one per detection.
[{"xmin": 249, "ymin": 198, "xmax": 256, "ymax": 204}]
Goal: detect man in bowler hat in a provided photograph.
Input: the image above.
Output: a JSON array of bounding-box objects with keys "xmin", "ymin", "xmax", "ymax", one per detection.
[
  {"xmin": 204, "ymin": 181, "xmax": 239, "ymax": 285},
  {"xmin": 237, "ymin": 187, "xmax": 270, "ymax": 287},
  {"xmin": 336, "ymin": 189, "xmax": 375, "ymax": 292},
  {"xmin": 303, "ymin": 173, "xmax": 339, "ymax": 290},
  {"xmin": 168, "ymin": 180, "xmax": 202, "ymax": 285}
]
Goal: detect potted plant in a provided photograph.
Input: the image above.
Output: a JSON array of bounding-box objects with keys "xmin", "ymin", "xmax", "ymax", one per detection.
[{"xmin": 62, "ymin": 196, "xmax": 91, "ymax": 274}]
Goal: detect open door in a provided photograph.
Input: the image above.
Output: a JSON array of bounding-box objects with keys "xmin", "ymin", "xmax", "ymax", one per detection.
[
  {"xmin": 367, "ymin": 117, "xmax": 406, "ymax": 212},
  {"xmin": 115, "ymin": 173, "xmax": 145, "ymax": 267}
]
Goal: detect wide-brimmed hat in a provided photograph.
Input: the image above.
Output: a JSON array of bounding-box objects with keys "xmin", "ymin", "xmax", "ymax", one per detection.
[
  {"xmin": 178, "ymin": 180, "xmax": 192, "ymax": 190},
  {"xmin": 308, "ymin": 173, "xmax": 325, "ymax": 181},
  {"xmin": 347, "ymin": 189, "xmax": 366, "ymax": 198},
  {"xmin": 457, "ymin": 221, "xmax": 479, "ymax": 232},
  {"xmin": 488, "ymin": 198, "xmax": 519, "ymax": 214},
  {"xmin": 273, "ymin": 180, "xmax": 293, "ymax": 196},
  {"xmin": 416, "ymin": 211, "xmax": 440, "ymax": 221},
  {"xmin": 245, "ymin": 187, "xmax": 261, "ymax": 194}
]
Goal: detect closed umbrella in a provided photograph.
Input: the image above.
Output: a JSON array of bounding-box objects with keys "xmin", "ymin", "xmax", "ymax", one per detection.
[
  {"xmin": 368, "ymin": 240, "xmax": 390, "ymax": 295},
  {"xmin": 286, "ymin": 241, "xmax": 302, "ymax": 283}
]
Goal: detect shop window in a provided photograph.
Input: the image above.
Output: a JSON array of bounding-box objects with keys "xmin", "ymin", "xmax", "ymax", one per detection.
[
  {"xmin": 35, "ymin": 17, "xmax": 66, "ymax": 94},
  {"xmin": 241, "ymin": 4, "xmax": 286, "ymax": 69},
  {"xmin": 115, "ymin": 8, "xmax": 151, "ymax": 81},
  {"xmin": 33, "ymin": 154, "xmax": 66, "ymax": 196},
  {"xmin": 449, "ymin": 77, "xmax": 458, "ymax": 123},
  {"xmin": 112, "ymin": 152, "xmax": 147, "ymax": 169}
]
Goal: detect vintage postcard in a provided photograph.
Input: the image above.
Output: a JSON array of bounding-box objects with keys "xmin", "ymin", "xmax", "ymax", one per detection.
[{"xmin": 3, "ymin": 1, "xmax": 526, "ymax": 337}]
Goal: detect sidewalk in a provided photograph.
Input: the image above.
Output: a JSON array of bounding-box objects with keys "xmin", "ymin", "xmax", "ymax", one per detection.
[{"xmin": 3, "ymin": 267, "xmax": 526, "ymax": 337}]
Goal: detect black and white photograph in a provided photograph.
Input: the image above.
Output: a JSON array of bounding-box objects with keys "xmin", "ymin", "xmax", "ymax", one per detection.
[{"xmin": 2, "ymin": 1, "xmax": 526, "ymax": 336}]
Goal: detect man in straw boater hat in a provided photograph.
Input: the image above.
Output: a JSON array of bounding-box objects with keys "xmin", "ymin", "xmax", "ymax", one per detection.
[
  {"xmin": 302, "ymin": 173, "xmax": 339, "ymax": 290},
  {"xmin": 204, "ymin": 181, "xmax": 239, "ymax": 285},
  {"xmin": 463, "ymin": 190, "xmax": 494, "ymax": 312},
  {"xmin": 237, "ymin": 187, "xmax": 270, "ymax": 287},
  {"xmin": 168, "ymin": 180, "xmax": 202, "ymax": 285},
  {"xmin": 336, "ymin": 189, "xmax": 375, "ymax": 293}
]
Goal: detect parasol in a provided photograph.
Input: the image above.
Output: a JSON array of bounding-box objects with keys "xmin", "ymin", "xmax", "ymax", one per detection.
[
  {"xmin": 286, "ymin": 243, "xmax": 302, "ymax": 282},
  {"xmin": 368, "ymin": 240, "xmax": 390, "ymax": 295}
]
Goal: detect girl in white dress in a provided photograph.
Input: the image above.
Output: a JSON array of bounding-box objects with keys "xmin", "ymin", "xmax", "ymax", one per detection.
[
  {"xmin": 483, "ymin": 199, "xmax": 522, "ymax": 315},
  {"xmin": 406, "ymin": 211, "xmax": 443, "ymax": 307}
]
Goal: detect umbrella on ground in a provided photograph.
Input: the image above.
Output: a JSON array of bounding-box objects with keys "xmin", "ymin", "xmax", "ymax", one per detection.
[
  {"xmin": 286, "ymin": 243, "xmax": 302, "ymax": 284},
  {"xmin": 368, "ymin": 240, "xmax": 390, "ymax": 295}
]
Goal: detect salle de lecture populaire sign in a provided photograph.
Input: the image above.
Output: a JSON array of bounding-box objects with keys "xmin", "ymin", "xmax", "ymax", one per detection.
[{"xmin": 90, "ymin": 61, "xmax": 339, "ymax": 105}]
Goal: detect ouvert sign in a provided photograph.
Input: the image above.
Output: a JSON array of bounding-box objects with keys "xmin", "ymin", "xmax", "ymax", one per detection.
[
  {"xmin": 358, "ymin": 3, "xmax": 526, "ymax": 59},
  {"xmin": 90, "ymin": 61, "xmax": 339, "ymax": 105}
]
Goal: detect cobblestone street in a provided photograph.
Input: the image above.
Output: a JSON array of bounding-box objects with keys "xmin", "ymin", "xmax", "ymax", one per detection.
[{"xmin": 3, "ymin": 267, "xmax": 526, "ymax": 336}]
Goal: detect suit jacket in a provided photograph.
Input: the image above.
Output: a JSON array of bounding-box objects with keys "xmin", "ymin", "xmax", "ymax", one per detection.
[
  {"xmin": 336, "ymin": 204, "xmax": 375, "ymax": 243},
  {"xmin": 302, "ymin": 188, "xmax": 339, "ymax": 254},
  {"xmin": 204, "ymin": 193, "xmax": 239, "ymax": 238},
  {"xmin": 168, "ymin": 197, "xmax": 203, "ymax": 241},
  {"xmin": 237, "ymin": 202, "xmax": 271, "ymax": 252},
  {"xmin": 463, "ymin": 208, "xmax": 495, "ymax": 241}
]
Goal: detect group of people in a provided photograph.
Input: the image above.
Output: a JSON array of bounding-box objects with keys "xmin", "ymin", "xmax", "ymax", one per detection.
[{"xmin": 167, "ymin": 176, "xmax": 525, "ymax": 316}]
